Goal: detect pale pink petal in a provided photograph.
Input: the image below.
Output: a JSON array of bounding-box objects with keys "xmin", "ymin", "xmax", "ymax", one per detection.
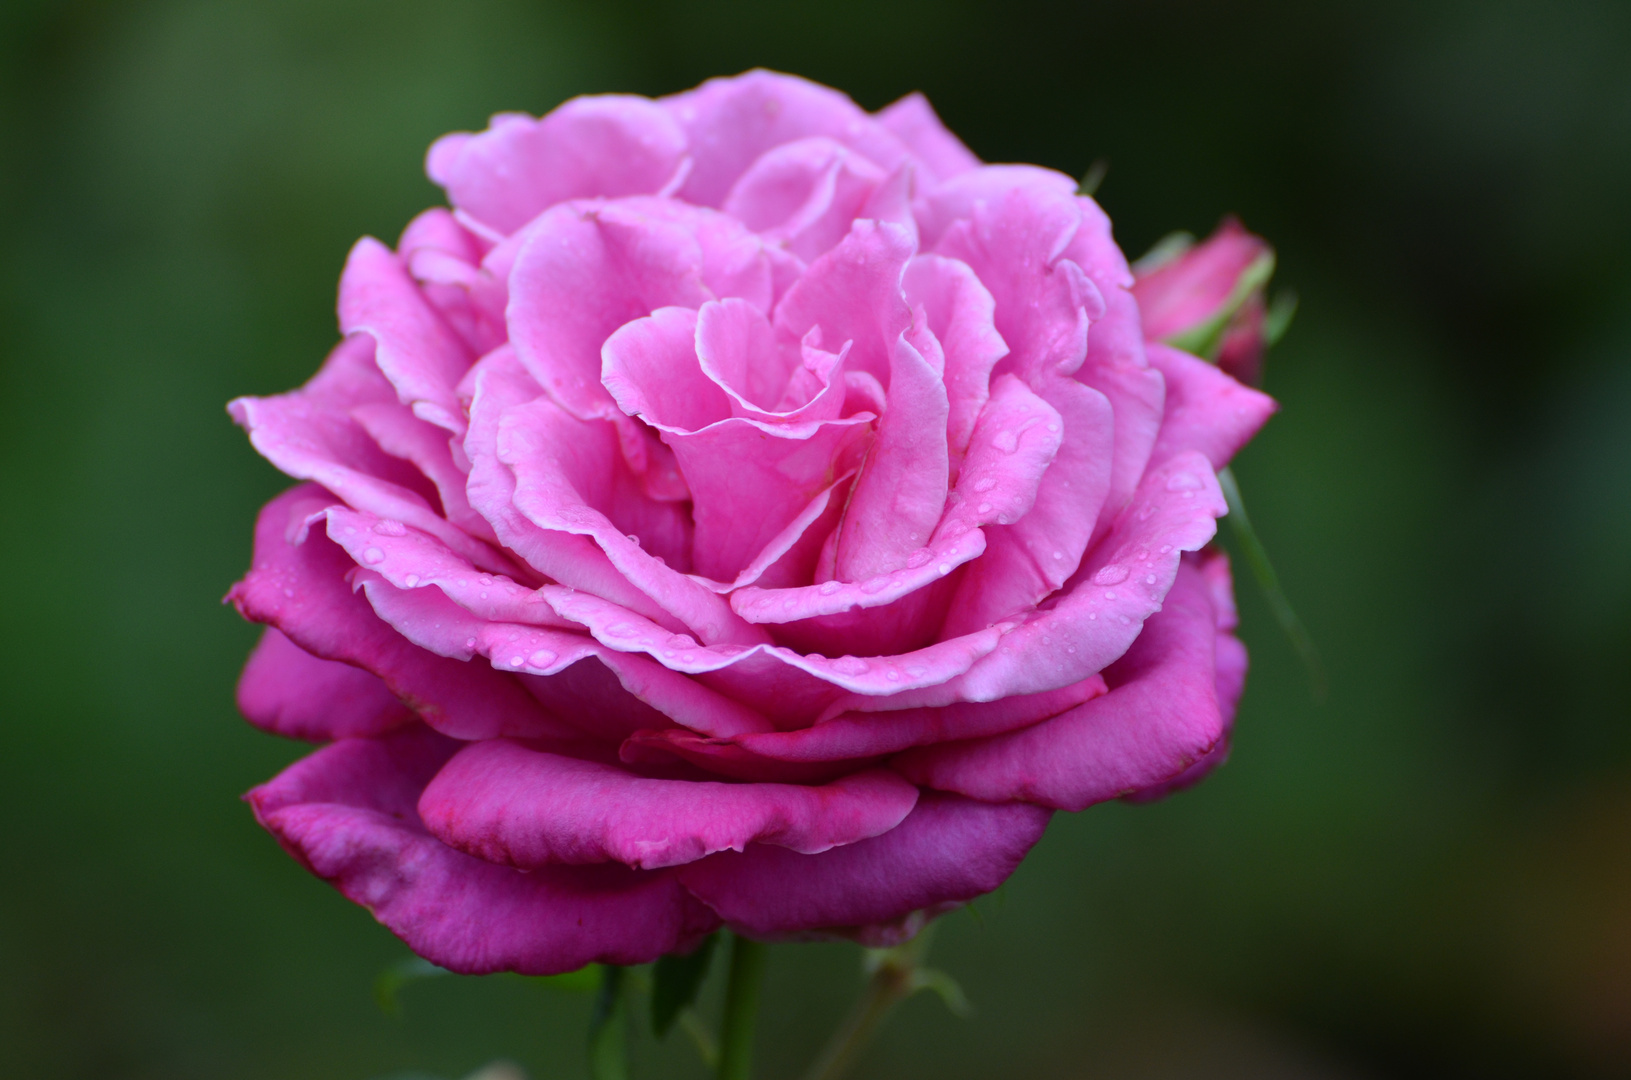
[
  {"xmin": 817, "ymin": 449, "xmax": 1225, "ymax": 713},
  {"xmin": 349, "ymin": 402, "xmax": 493, "ymax": 542},
  {"xmin": 339, "ymin": 237, "xmax": 474, "ymax": 435},
  {"xmin": 420, "ymin": 741, "xmax": 918, "ymax": 870},
  {"xmin": 874, "ymin": 92, "xmax": 982, "ymax": 183},
  {"xmin": 933, "ymin": 185, "xmax": 1101, "ymax": 384},
  {"xmin": 941, "ymin": 375, "xmax": 1111, "ymax": 636},
  {"xmin": 915, "ymin": 164, "xmax": 1079, "ymax": 249},
  {"xmin": 902, "ymin": 253, "xmax": 1008, "ymax": 473},
  {"xmin": 1144, "ymin": 342, "xmax": 1277, "ymax": 470},
  {"xmin": 660, "ymin": 70, "xmax": 909, "ymax": 208},
  {"xmin": 425, "ymin": 97, "xmax": 687, "ymax": 235},
  {"xmin": 497, "ymin": 394, "xmax": 770, "ymax": 644},
  {"xmin": 676, "ymin": 792, "xmax": 1051, "ymax": 938},
  {"xmin": 773, "ymin": 219, "xmax": 916, "ymax": 387},
  {"xmin": 249, "ymin": 728, "xmax": 719, "ymax": 974},
  {"xmin": 462, "ymin": 347, "xmax": 690, "ymax": 630},
  {"xmin": 229, "ymin": 337, "xmax": 509, "ymax": 575},
  {"xmin": 895, "ymin": 556, "xmax": 1233, "ymax": 809},
  {"xmin": 227, "ymin": 485, "xmax": 568, "ymax": 741},
  {"xmin": 237, "ymin": 627, "xmax": 414, "ymax": 741},
  {"xmin": 722, "ymin": 136, "xmax": 886, "ymax": 263}
]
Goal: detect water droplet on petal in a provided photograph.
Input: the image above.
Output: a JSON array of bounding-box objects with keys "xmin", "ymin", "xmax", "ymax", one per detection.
[
  {"xmin": 973, "ymin": 476, "xmax": 997, "ymax": 492},
  {"xmin": 1052, "ymin": 550, "xmax": 1065, "ymax": 560},
  {"xmin": 527, "ymin": 649, "xmax": 556, "ymax": 668},
  {"xmin": 1166, "ymin": 472, "xmax": 1202, "ymax": 492},
  {"xmin": 993, "ymin": 429, "xmax": 1019, "ymax": 453},
  {"xmin": 818, "ymin": 580, "xmax": 841, "ymax": 595},
  {"xmin": 1105, "ymin": 591, "xmax": 1117, "ymax": 600},
  {"xmin": 509, "ymin": 655, "xmax": 524, "ymax": 666},
  {"xmin": 938, "ymin": 563, "xmax": 952, "ymax": 575},
  {"xmin": 905, "ymin": 547, "xmax": 933, "ymax": 568},
  {"xmin": 977, "ymin": 502, "xmax": 993, "ymax": 515},
  {"xmin": 1145, "ymin": 575, "xmax": 1156, "ymax": 585},
  {"xmin": 374, "ymin": 519, "xmax": 407, "ymax": 536},
  {"xmin": 833, "ymin": 656, "xmax": 869, "ymax": 675},
  {"xmin": 1160, "ymin": 545, "xmax": 1172, "ymax": 554},
  {"xmin": 1092, "ymin": 564, "xmax": 1129, "ymax": 586},
  {"xmin": 362, "ymin": 547, "xmax": 385, "ymax": 565},
  {"xmin": 404, "ymin": 574, "xmax": 419, "ymax": 587},
  {"xmin": 478, "ymin": 575, "xmax": 494, "ymax": 586}
]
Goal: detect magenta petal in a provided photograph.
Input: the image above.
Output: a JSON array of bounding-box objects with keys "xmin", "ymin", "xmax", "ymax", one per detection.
[
  {"xmin": 339, "ymin": 238, "xmax": 474, "ymax": 435},
  {"xmin": 1145, "ymin": 342, "xmax": 1278, "ymax": 470},
  {"xmin": 941, "ymin": 375, "xmax": 1110, "ymax": 636},
  {"xmin": 426, "ymin": 97, "xmax": 687, "ymax": 236},
  {"xmin": 902, "ymin": 253, "xmax": 1008, "ymax": 472},
  {"xmin": 237, "ymin": 628, "xmax": 414, "ymax": 741},
  {"xmin": 249, "ymin": 728, "xmax": 718, "ymax": 974},
  {"xmin": 874, "ymin": 92, "xmax": 982, "ymax": 183},
  {"xmin": 895, "ymin": 555, "xmax": 1234, "ymax": 810},
  {"xmin": 506, "ymin": 201, "xmax": 712, "ymax": 422},
  {"xmin": 832, "ymin": 323, "xmax": 950, "ymax": 582},
  {"xmin": 676, "ymin": 792, "xmax": 1051, "ymax": 938},
  {"xmin": 774, "ymin": 218, "xmax": 916, "ymax": 387},
  {"xmin": 934, "ymin": 185, "xmax": 1099, "ymax": 384},
  {"xmin": 1130, "ymin": 217, "xmax": 1272, "ymax": 342},
  {"xmin": 916, "ymin": 164, "xmax": 1079, "ymax": 249},
  {"xmin": 661, "ymin": 70, "xmax": 908, "ymax": 208},
  {"xmin": 420, "ymin": 740, "xmax": 918, "ymax": 870},
  {"xmin": 349, "ymin": 402, "xmax": 492, "ymax": 542},
  {"xmin": 723, "ymin": 137, "xmax": 886, "ymax": 263},
  {"xmin": 228, "ymin": 485, "xmax": 565, "ymax": 742}
]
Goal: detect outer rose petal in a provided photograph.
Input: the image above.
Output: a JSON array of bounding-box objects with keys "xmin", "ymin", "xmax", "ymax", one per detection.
[
  {"xmin": 226, "ymin": 484, "xmax": 566, "ymax": 741},
  {"xmin": 237, "ymin": 627, "xmax": 414, "ymax": 741},
  {"xmin": 894, "ymin": 555, "xmax": 1235, "ymax": 809},
  {"xmin": 1144, "ymin": 342, "xmax": 1278, "ymax": 470},
  {"xmin": 249, "ymin": 727, "xmax": 719, "ymax": 974},
  {"xmin": 676, "ymin": 792, "xmax": 1052, "ymax": 939},
  {"xmin": 425, "ymin": 97, "xmax": 687, "ymax": 236},
  {"xmin": 419, "ymin": 740, "xmax": 919, "ymax": 870},
  {"xmin": 661, "ymin": 70, "xmax": 910, "ymax": 208},
  {"xmin": 874, "ymin": 92, "xmax": 982, "ymax": 183}
]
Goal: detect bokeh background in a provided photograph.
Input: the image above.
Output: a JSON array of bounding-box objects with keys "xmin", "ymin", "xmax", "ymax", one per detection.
[{"xmin": 4, "ymin": 1, "xmax": 1630, "ymax": 1077}]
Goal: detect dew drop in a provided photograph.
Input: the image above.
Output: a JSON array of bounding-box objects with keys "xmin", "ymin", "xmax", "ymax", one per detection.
[
  {"xmin": 906, "ymin": 547, "xmax": 933, "ymax": 569},
  {"xmin": 1052, "ymin": 550, "xmax": 1065, "ymax": 560},
  {"xmin": 1088, "ymin": 613, "xmax": 1097, "ymax": 620},
  {"xmin": 859, "ymin": 577, "xmax": 888, "ymax": 595},
  {"xmin": 977, "ymin": 502, "xmax": 993, "ymax": 515},
  {"xmin": 886, "ymin": 669, "xmax": 900, "ymax": 681},
  {"xmin": 374, "ymin": 519, "xmax": 407, "ymax": 536},
  {"xmin": 1145, "ymin": 575, "xmax": 1156, "ymax": 585},
  {"xmin": 973, "ymin": 476, "xmax": 997, "ymax": 492},
  {"xmin": 478, "ymin": 575, "xmax": 494, "ymax": 586},
  {"xmin": 527, "ymin": 649, "xmax": 556, "ymax": 668},
  {"xmin": 1092, "ymin": 564, "xmax": 1129, "ymax": 586},
  {"xmin": 906, "ymin": 664, "xmax": 927, "ymax": 678},
  {"xmin": 1159, "ymin": 545, "xmax": 1172, "ymax": 554},
  {"xmin": 509, "ymin": 655, "xmax": 524, "ymax": 666},
  {"xmin": 465, "ymin": 637, "xmax": 477, "ymax": 649},
  {"xmin": 606, "ymin": 622, "xmax": 636, "ymax": 637},
  {"xmin": 818, "ymin": 580, "xmax": 842, "ymax": 595},
  {"xmin": 993, "ymin": 429, "xmax": 1019, "ymax": 453},
  {"xmin": 1165, "ymin": 472, "xmax": 1202, "ymax": 492},
  {"xmin": 938, "ymin": 563, "xmax": 953, "ymax": 575},
  {"xmin": 362, "ymin": 547, "xmax": 385, "ymax": 565},
  {"xmin": 833, "ymin": 656, "xmax": 869, "ymax": 675},
  {"xmin": 404, "ymin": 574, "xmax": 420, "ymax": 587}
]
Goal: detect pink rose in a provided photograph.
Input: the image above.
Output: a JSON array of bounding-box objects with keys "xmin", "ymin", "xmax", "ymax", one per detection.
[
  {"xmin": 228, "ymin": 70, "xmax": 1276, "ymax": 974},
  {"xmin": 1131, "ymin": 217, "xmax": 1276, "ymax": 387}
]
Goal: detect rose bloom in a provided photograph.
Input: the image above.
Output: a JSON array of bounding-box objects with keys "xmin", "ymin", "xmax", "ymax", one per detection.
[{"xmin": 228, "ymin": 71, "xmax": 1276, "ymax": 974}]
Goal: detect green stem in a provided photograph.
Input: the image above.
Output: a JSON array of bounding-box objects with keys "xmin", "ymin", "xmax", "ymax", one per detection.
[
  {"xmin": 717, "ymin": 934, "xmax": 768, "ymax": 1080},
  {"xmin": 802, "ymin": 928, "xmax": 940, "ymax": 1080}
]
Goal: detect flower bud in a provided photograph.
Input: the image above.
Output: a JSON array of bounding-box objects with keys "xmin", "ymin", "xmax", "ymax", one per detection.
[{"xmin": 1132, "ymin": 217, "xmax": 1276, "ymax": 386}]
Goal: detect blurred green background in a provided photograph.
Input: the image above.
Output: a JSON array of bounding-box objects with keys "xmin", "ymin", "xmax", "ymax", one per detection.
[{"xmin": 3, "ymin": 1, "xmax": 1630, "ymax": 1077}]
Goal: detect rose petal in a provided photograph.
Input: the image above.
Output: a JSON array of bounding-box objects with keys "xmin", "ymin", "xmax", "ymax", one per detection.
[
  {"xmin": 723, "ymin": 136, "xmax": 887, "ymax": 263},
  {"xmin": 661, "ymin": 70, "xmax": 909, "ymax": 208},
  {"xmin": 227, "ymin": 484, "xmax": 568, "ymax": 741},
  {"xmin": 237, "ymin": 627, "xmax": 415, "ymax": 741},
  {"xmin": 426, "ymin": 97, "xmax": 687, "ymax": 235},
  {"xmin": 249, "ymin": 728, "xmax": 718, "ymax": 974},
  {"xmin": 895, "ymin": 555, "xmax": 1234, "ymax": 809},
  {"xmin": 339, "ymin": 237, "xmax": 474, "ymax": 436},
  {"xmin": 916, "ymin": 164, "xmax": 1079, "ymax": 250},
  {"xmin": 420, "ymin": 740, "xmax": 919, "ymax": 870},
  {"xmin": 349, "ymin": 402, "xmax": 493, "ymax": 542},
  {"xmin": 902, "ymin": 253, "xmax": 1008, "ymax": 473},
  {"xmin": 1144, "ymin": 342, "xmax": 1278, "ymax": 470},
  {"xmin": 874, "ymin": 92, "xmax": 982, "ymax": 183},
  {"xmin": 676, "ymin": 792, "xmax": 1051, "ymax": 938}
]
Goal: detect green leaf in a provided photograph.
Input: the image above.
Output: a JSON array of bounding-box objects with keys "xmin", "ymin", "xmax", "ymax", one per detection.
[
  {"xmin": 650, "ymin": 931, "xmax": 719, "ymax": 1038},
  {"xmin": 1264, "ymin": 288, "xmax": 1298, "ymax": 346},
  {"xmin": 1077, "ymin": 158, "xmax": 1108, "ymax": 197},
  {"xmin": 1131, "ymin": 230, "xmax": 1196, "ymax": 276},
  {"xmin": 587, "ymin": 966, "xmax": 628, "ymax": 1080},
  {"xmin": 1165, "ymin": 250, "xmax": 1277, "ymax": 361},
  {"xmin": 908, "ymin": 968, "xmax": 972, "ymax": 1018},
  {"xmin": 373, "ymin": 957, "xmax": 450, "ymax": 1018},
  {"xmin": 1217, "ymin": 466, "xmax": 1325, "ymax": 701}
]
